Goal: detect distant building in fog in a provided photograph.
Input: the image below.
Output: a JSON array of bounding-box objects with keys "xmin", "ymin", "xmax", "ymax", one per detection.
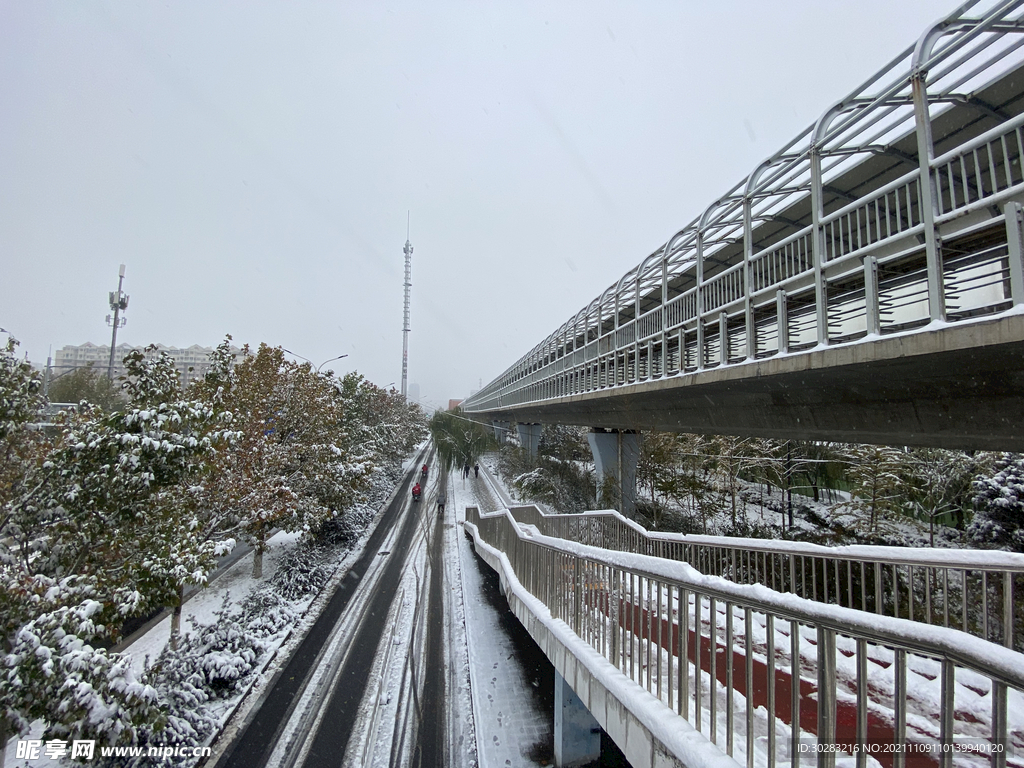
[
  {"xmin": 53, "ymin": 342, "xmax": 241, "ymax": 387},
  {"xmin": 408, "ymin": 382, "xmax": 420, "ymax": 405},
  {"xmin": 448, "ymin": 399, "xmax": 463, "ymax": 411}
]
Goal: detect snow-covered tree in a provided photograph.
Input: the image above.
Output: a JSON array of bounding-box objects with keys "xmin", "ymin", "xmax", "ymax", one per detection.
[
  {"xmin": 901, "ymin": 448, "xmax": 988, "ymax": 544},
  {"xmin": 790, "ymin": 441, "xmax": 847, "ymax": 504},
  {"xmin": 46, "ymin": 363, "xmax": 123, "ymax": 412},
  {"xmin": 844, "ymin": 444, "xmax": 909, "ymax": 532},
  {"xmin": 1, "ymin": 345, "xmax": 236, "ymax": 746},
  {"xmin": 970, "ymin": 453, "xmax": 1024, "ymax": 550},
  {"xmin": 637, "ymin": 431, "xmax": 685, "ymax": 527},
  {"xmin": 2, "ymin": 332, "xmax": 428, "ymax": 752},
  {"xmin": 1, "ymin": 335, "xmax": 52, "ymax": 753},
  {"xmin": 335, "ymin": 373, "xmax": 425, "ymax": 465},
  {"xmin": 666, "ymin": 434, "xmax": 723, "ymax": 534},
  {"xmin": 209, "ymin": 344, "xmax": 375, "ymax": 578},
  {"xmin": 0, "ymin": 336, "xmax": 48, "ymax": 521},
  {"xmin": 429, "ymin": 407, "xmax": 493, "ymax": 474}
]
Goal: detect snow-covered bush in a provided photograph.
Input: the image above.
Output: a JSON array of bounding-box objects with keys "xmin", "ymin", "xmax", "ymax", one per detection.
[
  {"xmin": 3, "ymin": 596, "xmax": 159, "ymax": 745},
  {"xmin": 241, "ymin": 587, "xmax": 297, "ymax": 637},
  {"xmin": 121, "ymin": 649, "xmax": 217, "ymax": 767},
  {"xmin": 970, "ymin": 453, "xmax": 1024, "ymax": 551},
  {"xmin": 174, "ymin": 599, "xmax": 265, "ymax": 698},
  {"xmin": 112, "ymin": 593, "xmax": 280, "ymax": 767},
  {"xmin": 270, "ymin": 545, "xmax": 330, "ymax": 601},
  {"xmin": 496, "ymin": 436, "xmax": 595, "ymax": 514}
]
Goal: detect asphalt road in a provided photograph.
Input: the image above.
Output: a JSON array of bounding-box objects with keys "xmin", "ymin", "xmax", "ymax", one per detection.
[
  {"xmin": 213, "ymin": 445, "xmax": 437, "ymax": 768},
  {"xmin": 410, "ymin": 503, "xmax": 446, "ymax": 768}
]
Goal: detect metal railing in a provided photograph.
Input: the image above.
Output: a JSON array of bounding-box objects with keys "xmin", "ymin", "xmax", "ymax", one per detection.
[
  {"xmin": 466, "ymin": 505, "xmax": 1024, "ymax": 768},
  {"xmin": 464, "ymin": 2, "xmax": 1024, "ymax": 415},
  {"xmin": 505, "ymin": 505, "xmax": 1024, "ymax": 653}
]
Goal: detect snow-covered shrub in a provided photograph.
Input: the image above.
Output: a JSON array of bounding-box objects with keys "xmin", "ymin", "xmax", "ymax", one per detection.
[
  {"xmin": 970, "ymin": 453, "xmax": 1024, "ymax": 551},
  {"xmin": 316, "ymin": 506, "xmax": 370, "ymax": 548},
  {"xmin": 174, "ymin": 599, "xmax": 264, "ymax": 698},
  {"xmin": 242, "ymin": 587, "xmax": 297, "ymax": 637},
  {"xmin": 721, "ymin": 519, "xmax": 777, "ymax": 540},
  {"xmin": 270, "ymin": 544, "xmax": 329, "ymax": 601},
  {"xmin": 497, "ymin": 446, "xmax": 595, "ymax": 514},
  {"xmin": 114, "ymin": 649, "xmax": 218, "ymax": 767}
]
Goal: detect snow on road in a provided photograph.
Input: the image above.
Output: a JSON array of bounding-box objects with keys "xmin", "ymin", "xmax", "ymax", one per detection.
[
  {"xmin": 3, "ymin": 453, "xmax": 583, "ymax": 768},
  {"xmin": 451, "ymin": 468, "xmax": 556, "ymax": 768}
]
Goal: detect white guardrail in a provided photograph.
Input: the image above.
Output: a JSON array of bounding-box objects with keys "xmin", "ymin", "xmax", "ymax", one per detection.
[
  {"xmin": 466, "ymin": 504, "xmax": 1024, "ymax": 768},
  {"xmin": 507, "ymin": 505, "xmax": 1024, "ymax": 654}
]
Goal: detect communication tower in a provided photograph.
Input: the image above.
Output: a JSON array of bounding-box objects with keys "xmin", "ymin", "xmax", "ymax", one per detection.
[
  {"xmin": 401, "ymin": 216, "xmax": 413, "ymax": 400},
  {"xmin": 106, "ymin": 264, "xmax": 129, "ymax": 381}
]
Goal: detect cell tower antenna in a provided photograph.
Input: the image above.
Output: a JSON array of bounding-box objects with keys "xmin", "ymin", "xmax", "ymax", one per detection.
[
  {"xmin": 401, "ymin": 214, "xmax": 413, "ymax": 400},
  {"xmin": 106, "ymin": 264, "xmax": 129, "ymax": 381}
]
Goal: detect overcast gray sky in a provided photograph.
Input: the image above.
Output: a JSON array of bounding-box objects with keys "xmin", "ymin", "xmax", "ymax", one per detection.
[{"xmin": 1, "ymin": 1, "xmax": 954, "ymax": 411}]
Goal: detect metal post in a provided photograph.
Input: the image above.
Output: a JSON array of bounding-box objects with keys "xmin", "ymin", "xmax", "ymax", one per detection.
[
  {"xmin": 696, "ymin": 231, "xmax": 706, "ymax": 370},
  {"xmin": 894, "ymin": 649, "xmax": 907, "ymax": 768},
  {"xmin": 743, "ymin": 194, "xmax": 755, "ymax": 359},
  {"xmin": 992, "ymin": 681, "xmax": 1008, "ymax": 768},
  {"xmin": 719, "ymin": 311, "xmax": 729, "ymax": 366},
  {"xmin": 106, "ymin": 264, "xmax": 128, "ymax": 381},
  {"xmin": 864, "ymin": 256, "xmax": 881, "ymax": 336},
  {"xmin": 875, "ymin": 562, "xmax": 883, "ymax": 614},
  {"xmin": 911, "ymin": 70, "xmax": 945, "ymax": 322},
  {"xmin": 816, "ymin": 627, "xmax": 837, "ymax": 767},
  {"xmin": 1004, "ymin": 201, "xmax": 1024, "ymax": 305},
  {"xmin": 777, "ymin": 290, "xmax": 788, "ymax": 354},
  {"xmin": 810, "ymin": 144, "xmax": 829, "ymax": 345},
  {"xmin": 401, "ymin": 225, "xmax": 414, "ymax": 400},
  {"xmin": 939, "ymin": 659, "xmax": 954, "ymax": 768},
  {"xmin": 661, "ymin": 248, "xmax": 671, "ymax": 373},
  {"xmin": 42, "ymin": 353, "xmax": 52, "ymax": 397},
  {"xmin": 1003, "ymin": 571, "xmax": 1014, "ymax": 650}
]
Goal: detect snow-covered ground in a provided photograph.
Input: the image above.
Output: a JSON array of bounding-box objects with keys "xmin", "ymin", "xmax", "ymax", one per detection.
[
  {"xmin": 3, "ymin": 527, "xmax": 317, "ymax": 768},
  {"xmin": 11, "ymin": 443, "xmax": 1019, "ymax": 768},
  {"xmin": 453, "ymin": 467, "xmax": 556, "ymax": 768},
  {"xmin": 2, "ymin": 455, "xmax": 417, "ymax": 768}
]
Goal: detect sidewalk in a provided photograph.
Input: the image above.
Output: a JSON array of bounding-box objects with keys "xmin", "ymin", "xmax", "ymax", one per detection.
[{"xmin": 450, "ymin": 465, "xmax": 555, "ymax": 767}]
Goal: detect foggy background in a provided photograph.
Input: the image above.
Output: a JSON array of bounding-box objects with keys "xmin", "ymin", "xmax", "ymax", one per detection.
[{"xmin": 1, "ymin": 1, "xmax": 952, "ymax": 411}]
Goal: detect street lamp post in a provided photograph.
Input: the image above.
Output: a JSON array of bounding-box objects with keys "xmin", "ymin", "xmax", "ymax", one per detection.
[{"xmin": 281, "ymin": 349, "xmax": 348, "ymax": 374}]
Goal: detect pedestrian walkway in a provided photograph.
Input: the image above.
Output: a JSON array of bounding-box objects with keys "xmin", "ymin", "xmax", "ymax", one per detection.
[{"xmin": 450, "ymin": 467, "xmax": 555, "ymax": 767}]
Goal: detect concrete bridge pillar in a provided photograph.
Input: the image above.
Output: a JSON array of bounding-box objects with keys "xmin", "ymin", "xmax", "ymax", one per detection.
[
  {"xmin": 554, "ymin": 670, "xmax": 601, "ymax": 767},
  {"xmin": 516, "ymin": 422, "xmax": 542, "ymax": 458},
  {"xmin": 492, "ymin": 420, "xmax": 510, "ymax": 445},
  {"xmin": 587, "ymin": 428, "xmax": 640, "ymax": 518}
]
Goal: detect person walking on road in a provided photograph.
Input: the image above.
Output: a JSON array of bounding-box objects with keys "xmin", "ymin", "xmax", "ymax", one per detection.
[{"xmin": 473, "ymin": 463, "xmax": 479, "ymax": 478}]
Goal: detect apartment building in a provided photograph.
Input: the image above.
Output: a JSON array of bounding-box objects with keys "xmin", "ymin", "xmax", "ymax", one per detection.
[{"xmin": 53, "ymin": 342, "xmax": 241, "ymax": 387}]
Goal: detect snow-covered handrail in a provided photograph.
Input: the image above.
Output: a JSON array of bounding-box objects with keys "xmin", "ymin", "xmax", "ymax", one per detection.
[
  {"xmin": 465, "ymin": 505, "xmax": 1024, "ymax": 768},
  {"xmin": 507, "ymin": 504, "xmax": 1024, "ymax": 653}
]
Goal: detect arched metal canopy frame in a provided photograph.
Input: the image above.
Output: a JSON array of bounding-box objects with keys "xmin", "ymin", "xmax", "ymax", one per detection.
[{"xmin": 466, "ymin": 0, "xmax": 1024, "ymax": 414}]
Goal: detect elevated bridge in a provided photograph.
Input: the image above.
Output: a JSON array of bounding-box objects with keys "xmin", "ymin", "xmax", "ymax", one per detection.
[{"xmin": 463, "ymin": 1, "xmax": 1024, "ymax": 453}]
